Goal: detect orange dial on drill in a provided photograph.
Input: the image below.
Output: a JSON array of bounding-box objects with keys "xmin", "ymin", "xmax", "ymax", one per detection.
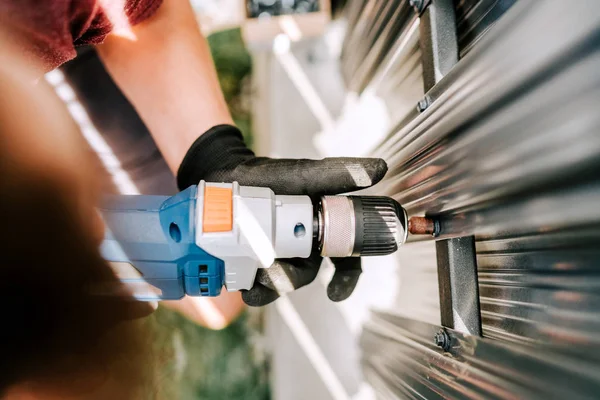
[{"xmin": 202, "ymin": 186, "xmax": 233, "ymax": 233}]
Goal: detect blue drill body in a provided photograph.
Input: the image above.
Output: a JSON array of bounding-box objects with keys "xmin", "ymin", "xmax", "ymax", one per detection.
[{"xmin": 99, "ymin": 185, "xmax": 225, "ymax": 300}]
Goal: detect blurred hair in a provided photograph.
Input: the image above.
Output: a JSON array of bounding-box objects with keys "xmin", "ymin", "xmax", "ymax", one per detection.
[{"xmin": 0, "ymin": 38, "xmax": 156, "ymax": 399}]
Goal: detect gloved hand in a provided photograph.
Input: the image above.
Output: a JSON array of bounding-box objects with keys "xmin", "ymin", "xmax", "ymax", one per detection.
[{"xmin": 177, "ymin": 125, "xmax": 388, "ymax": 306}]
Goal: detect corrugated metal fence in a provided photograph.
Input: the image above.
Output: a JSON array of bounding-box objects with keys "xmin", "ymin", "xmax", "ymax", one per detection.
[{"xmin": 343, "ymin": 0, "xmax": 600, "ymax": 398}]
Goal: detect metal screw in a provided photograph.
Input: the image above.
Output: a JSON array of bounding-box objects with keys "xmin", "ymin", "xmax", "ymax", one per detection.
[
  {"xmin": 434, "ymin": 329, "xmax": 451, "ymax": 351},
  {"xmin": 416, "ymin": 95, "xmax": 431, "ymax": 113},
  {"xmin": 408, "ymin": 216, "xmax": 441, "ymax": 237}
]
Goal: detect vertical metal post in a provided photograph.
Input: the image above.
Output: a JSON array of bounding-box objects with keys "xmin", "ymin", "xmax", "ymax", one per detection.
[
  {"xmin": 435, "ymin": 237, "xmax": 482, "ymax": 335},
  {"xmin": 412, "ymin": 0, "xmax": 482, "ymax": 336},
  {"xmin": 416, "ymin": 0, "xmax": 459, "ymax": 91}
]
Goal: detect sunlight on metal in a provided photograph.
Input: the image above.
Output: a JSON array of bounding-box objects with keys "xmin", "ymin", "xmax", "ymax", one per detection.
[
  {"xmin": 276, "ymin": 296, "xmax": 351, "ymax": 400},
  {"xmin": 236, "ymin": 201, "xmax": 276, "ymax": 268},
  {"xmin": 273, "ymin": 34, "xmax": 336, "ymax": 132},
  {"xmin": 98, "ymin": 0, "xmax": 138, "ymax": 41},
  {"xmin": 279, "ymin": 15, "xmax": 303, "ymax": 42},
  {"xmin": 370, "ymin": 18, "xmax": 420, "ymax": 91},
  {"xmin": 452, "ymin": 308, "xmax": 468, "ymax": 333},
  {"xmin": 46, "ymin": 70, "xmax": 230, "ymax": 329}
]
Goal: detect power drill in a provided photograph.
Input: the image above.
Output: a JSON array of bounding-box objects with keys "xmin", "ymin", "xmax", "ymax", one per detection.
[{"xmin": 100, "ymin": 181, "xmax": 408, "ymax": 300}]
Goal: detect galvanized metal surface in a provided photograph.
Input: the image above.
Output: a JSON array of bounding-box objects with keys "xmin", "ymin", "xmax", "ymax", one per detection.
[
  {"xmin": 455, "ymin": 0, "xmax": 517, "ymax": 57},
  {"xmin": 476, "ymin": 227, "xmax": 600, "ymax": 348},
  {"xmin": 341, "ymin": 0, "xmax": 419, "ymax": 99},
  {"xmin": 344, "ymin": 0, "xmax": 600, "ymax": 397},
  {"xmin": 374, "ymin": 0, "xmax": 600, "ymax": 220},
  {"xmin": 361, "ymin": 312, "xmax": 600, "ymax": 399},
  {"xmin": 341, "ymin": 0, "xmax": 518, "ymax": 128}
]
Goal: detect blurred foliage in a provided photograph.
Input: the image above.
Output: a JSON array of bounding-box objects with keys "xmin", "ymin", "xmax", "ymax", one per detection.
[
  {"xmin": 207, "ymin": 28, "xmax": 254, "ymax": 149},
  {"xmin": 146, "ymin": 307, "xmax": 270, "ymax": 400}
]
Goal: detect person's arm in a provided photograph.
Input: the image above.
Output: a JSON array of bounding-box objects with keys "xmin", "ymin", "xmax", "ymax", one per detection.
[
  {"xmin": 95, "ymin": 0, "xmax": 388, "ymax": 321},
  {"xmin": 96, "ymin": 0, "xmax": 232, "ymax": 173},
  {"xmin": 96, "ymin": 0, "xmax": 245, "ymax": 329}
]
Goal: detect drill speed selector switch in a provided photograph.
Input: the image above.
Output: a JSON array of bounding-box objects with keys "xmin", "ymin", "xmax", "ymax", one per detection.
[{"xmin": 100, "ymin": 181, "xmax": 408, "ymax": 300}]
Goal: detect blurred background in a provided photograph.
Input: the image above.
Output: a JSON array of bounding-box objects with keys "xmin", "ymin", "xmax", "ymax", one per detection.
[{"xmin": 48, "ymin": 0, "xmax": 600, "ymax": 399}]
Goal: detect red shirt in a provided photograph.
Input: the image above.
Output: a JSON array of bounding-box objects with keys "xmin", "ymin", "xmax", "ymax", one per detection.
[{"xmin": 0, "ymin": 0, "xmax": 163, "ymax": 71}]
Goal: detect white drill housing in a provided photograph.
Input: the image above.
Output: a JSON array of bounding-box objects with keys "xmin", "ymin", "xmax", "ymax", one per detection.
[{"xmin": 195, "ymin": 181, "xmax": 314, "ymax": 291}]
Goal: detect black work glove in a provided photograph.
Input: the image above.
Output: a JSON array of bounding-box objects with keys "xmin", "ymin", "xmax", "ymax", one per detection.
[{"xmin": 177, "ymin": 125, "xmax": 387, "ymax": 306}]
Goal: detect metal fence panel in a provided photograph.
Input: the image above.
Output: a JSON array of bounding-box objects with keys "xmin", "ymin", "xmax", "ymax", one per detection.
[{"xmin": 343, "ymin": 0, "xmax": 600, "ymax": 397}]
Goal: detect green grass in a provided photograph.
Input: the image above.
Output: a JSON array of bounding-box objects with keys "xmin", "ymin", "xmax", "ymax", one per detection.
[{"xmin": 146, "ymin": 307, "xmax": 269, "ymax": 400}]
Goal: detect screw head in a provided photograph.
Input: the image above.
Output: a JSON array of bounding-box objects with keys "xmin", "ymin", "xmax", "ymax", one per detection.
[
  {"xmin": 434, "ymin": 329, "xmax": 451, "ymax": 351},
  {"xmin": 416, "ymin": 96, "xmax": 431, "ymax": 113}
]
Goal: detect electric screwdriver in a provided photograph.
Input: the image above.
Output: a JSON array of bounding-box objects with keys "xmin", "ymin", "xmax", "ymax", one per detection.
[{"xmin": 100, "ymin": 181, "xmax": 408, "ymax": 300}]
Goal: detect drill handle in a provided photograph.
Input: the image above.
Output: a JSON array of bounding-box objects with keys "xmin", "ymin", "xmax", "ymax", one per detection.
[{"xmin": 99, "ymin": 186, "xmax": 224, "ymax": 300}]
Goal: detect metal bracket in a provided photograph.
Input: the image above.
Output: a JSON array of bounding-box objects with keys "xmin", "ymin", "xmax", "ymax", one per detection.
[
  {"xmin": 435, "ymin": 236, "xmax": 482, "ymax": 336},
  {"xmin": 417, "ymin": 0, "xmax": 459, "ymax": 91},
  {"xmin": 413, "ymin": 0, "xmax": 480, "ymax": 337}
]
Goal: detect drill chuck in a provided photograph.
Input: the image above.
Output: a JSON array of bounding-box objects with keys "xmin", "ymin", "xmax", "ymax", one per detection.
[{"xmin": 316, "ymin": 196, "xmax": 408, "ymax": 258}]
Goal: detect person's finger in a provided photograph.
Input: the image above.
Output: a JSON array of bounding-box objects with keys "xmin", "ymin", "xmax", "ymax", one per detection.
[
  {"xmin": 255, "ymin": 258, "xmax": 320, "ymax": 294},
  {"xmin": 231, "ymin": 157, "xmax": 388, "ymax": 196},
  {"xmin": 327, "ymin": 257, "xmax": 363, "ymax": 302},
  {"xmin": 241, "ymin": 284, "xmax": 280, "ymax": 307}
]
